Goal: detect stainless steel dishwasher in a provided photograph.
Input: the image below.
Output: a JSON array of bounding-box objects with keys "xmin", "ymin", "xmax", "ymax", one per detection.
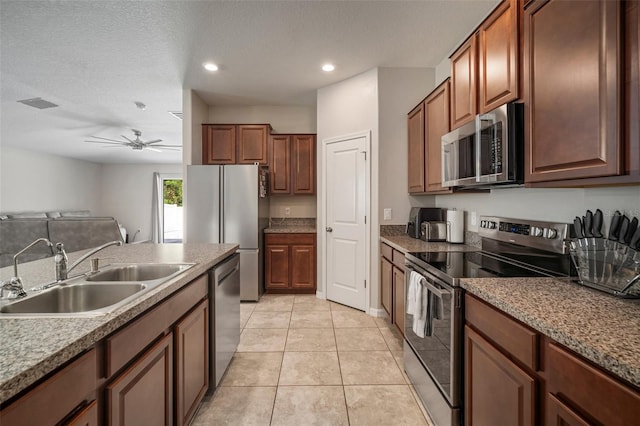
[{"xmin": 210, "ymin": 252, "xmax": 240, "ymax": 387}]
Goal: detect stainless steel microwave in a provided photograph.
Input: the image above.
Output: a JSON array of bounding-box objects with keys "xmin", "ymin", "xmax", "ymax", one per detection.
[{"xmin": 441, "ymin": 102, "xmax": 524, "ymax": 188}]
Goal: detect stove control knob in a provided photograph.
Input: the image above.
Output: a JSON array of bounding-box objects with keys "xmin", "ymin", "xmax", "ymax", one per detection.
[
  {"xmin": 543, "ymin": 228, "xmax": 558, "ymax": 239},
  {"xmin": 531, "ymin": 226, "xmax": 543, "ymax": 237},
  {"xmin": 480, "ymin": 220, "xmax": 486, "ymax": 228},
  {"xmin": 488, "ymin": 221, "xmax": 497, "ymax": 229}
]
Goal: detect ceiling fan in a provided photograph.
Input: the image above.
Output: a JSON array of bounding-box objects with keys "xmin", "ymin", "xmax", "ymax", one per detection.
[{"xmin": 84, "ymin": 129, "xmax": 181, "ymax": 152}]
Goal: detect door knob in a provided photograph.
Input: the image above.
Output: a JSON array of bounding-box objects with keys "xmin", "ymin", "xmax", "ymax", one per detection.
[{"xmin": 326, "ymin": 227, "xmax": 333, "ymax": 232}]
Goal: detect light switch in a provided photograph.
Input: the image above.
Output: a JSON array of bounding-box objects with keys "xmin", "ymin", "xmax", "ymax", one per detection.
[
  {"xmin": 470, "ymin": 211, "xmax": 477, "ymax": 227},
  {"xmin": 383, "ymin": 208, "xmax": 392, "ymax": 221}
]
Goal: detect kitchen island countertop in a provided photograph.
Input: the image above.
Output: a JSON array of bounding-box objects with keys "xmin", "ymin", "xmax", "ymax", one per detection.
[
  {"xmin": 0, "ymin": 242, "xmax": 238, "ymax": 404},
  {"xmin": 461, "ymin": 276, "xmax": 640, "ymax": 388}
]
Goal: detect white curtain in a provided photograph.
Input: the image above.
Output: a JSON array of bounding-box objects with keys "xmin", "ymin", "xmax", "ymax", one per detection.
[{"xmin": 151, "ymin": 172, "xmax": 163, "ymax": 243}]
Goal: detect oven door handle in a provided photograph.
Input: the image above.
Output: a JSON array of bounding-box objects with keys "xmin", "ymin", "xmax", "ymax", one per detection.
[{"xmin": 422, "ymin": 279, "xmax": 449, "ymax": 300}]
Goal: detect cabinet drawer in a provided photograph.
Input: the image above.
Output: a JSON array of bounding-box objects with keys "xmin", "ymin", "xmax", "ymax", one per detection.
[
  {"xmin": 465, "ymin": 294, "xmax": 538, "ymax": 371},
  {"xmin": 106, "ymin": 275, "xmax": 208, "ymax": 377},
  {"xmin": 546, "ymin": 341, "xmax": 640, "ymax": 426},
  {"xmin": 1, "ymin": 349, "xmax": 96, "ymax": 425},
  {"xmin": 380, "ymin": 242, "xmax": 393, "ymax": 260},
  {"xmin": 391, "ymin": 249, "xmax": 405, "ymax": 269},
  {"xmin": 266, "ymin": 233, "xmax": 315, "ymax": 245}
]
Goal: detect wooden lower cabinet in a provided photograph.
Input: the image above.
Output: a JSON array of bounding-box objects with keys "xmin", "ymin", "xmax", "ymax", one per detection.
[
  {"xmin": 67, "ymin": 400, "xmax": 98, "ymax": 426},
  {"xmin": 380, "ymin": 256, "xmax": 392, "ymax": 316},
  {"xmin": 107, "ymin": 333, "xmax": 174, "ymax": 426},
  {"xmin": 392, "ymin": 266, "xmax": 405, "ymax": 336},
  {"xmin": 0, "ymin": 349, "xmax": 97, "ymax": 425},
  {"xmin": 465, "ymin": 325, "xmax": 535, "ymax": 426},
  {"xmin": 265, "ymin": 233, "xmax": 316, "ymax": 293},
  {"xmin": 175, "ymin": 300, "xmax": 209, "ymax": 426},
  {"xmin": 465, "ymin": 294, "xmax": 640, "ymax": 425}
]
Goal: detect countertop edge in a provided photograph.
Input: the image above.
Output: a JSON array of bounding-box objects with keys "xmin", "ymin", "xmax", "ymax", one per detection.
[{"xmin": 0, "ymin": 244, "xmax": 239, "ymax": 404}]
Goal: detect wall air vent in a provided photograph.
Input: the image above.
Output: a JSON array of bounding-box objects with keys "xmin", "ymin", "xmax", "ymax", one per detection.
[
  {"xmin": 168, "ymin": 111, "xmax": 183, "ymax": 120},
  {"xmin": 17, "ymin": 97, "xmax": 59, "ymax": 109}
]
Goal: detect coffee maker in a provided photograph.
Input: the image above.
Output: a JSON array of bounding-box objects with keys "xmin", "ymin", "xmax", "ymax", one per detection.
[{"xmin": 406, "ymin": 207, "xmax": 444, "ymax": 239}]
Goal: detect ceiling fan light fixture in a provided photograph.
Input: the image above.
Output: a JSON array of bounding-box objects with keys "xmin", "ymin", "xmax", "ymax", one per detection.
[
  {"xmin": 203, "ymin": 62, "xmax": 219, "ymax": 72},
  {"xmin": 134, "ymin": 101, "xmax": 146, "ymax": 110}
]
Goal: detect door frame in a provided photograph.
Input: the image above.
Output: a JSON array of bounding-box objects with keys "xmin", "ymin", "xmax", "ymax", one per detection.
[{"xmin": 320, "ymin": 130, "xmax": 371, "ymax": 313}]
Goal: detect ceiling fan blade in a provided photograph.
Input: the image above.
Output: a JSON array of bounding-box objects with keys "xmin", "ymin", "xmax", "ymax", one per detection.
[
  {"xmin": 121, "ymin": 135, "xmax": 135, "ymax": 143},
  {"xmin": 151, "ymin": 144, "xmax": 182, "ymax": 148},
  {"xmin": 145, "ymin": 147, "xmax": 162, "ymax": 153},
  {"xmin": 89, "ymin": 135, "xmax": 126, "ymax": 143},
  {"xmin": 159, "ymin": 148, "xmax": 182, "ymax": 151},
  {"xmin": 85, "ymin": 140, "xmax": 128, "ymax": 145},
  {"xmin": 144, "ymin": 139, "xmax": 163, "ymax": 145}
]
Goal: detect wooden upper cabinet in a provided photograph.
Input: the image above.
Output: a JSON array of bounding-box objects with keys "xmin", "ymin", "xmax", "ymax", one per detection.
[
  {"xmin": 269, "ymin": 134, "xmax": 316, "ymax": 195},
  {"xmin": 202, "ymin": 125, "xmax": 236, "ymax": 164},
  {"xmin": 408, "ymin": 103, "xmax": 426, "ymax": 193},
  {"xmin": 424, "ymin": 79, "xmax": 452, "ymax": 193},
  {"xmin": 237, "ymin": 125, "xmax": 269, "ymax": 164},
  {"xmin": 478, "ymin": 0, "xmax": 519, "ymax": 112},
  {"xmin": 450, "ymin": 33, "xmax": 478, "ymax": 129},
  {"xmin": 269, "ymin": 135, "xmax": 291, "ymax": 194},
  {"xmin": 202, "ymin": 124, "xmax": 269, "ymax": 165},
  {"xmin": 292, "ymin": 135, "xmax": 316, "ymax": 194},
  {"xmin": 523, "ymin": 0, "xmax": 622, "ymax": 183},
  {"xmin": 626, "ymin": 0, "xmax": 640, "ymax": 176}
]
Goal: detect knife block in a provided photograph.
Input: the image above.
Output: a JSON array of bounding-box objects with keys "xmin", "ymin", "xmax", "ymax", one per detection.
[{"xmin": 570, "ymin": 238, "xmax": 640, "ymax": 298}]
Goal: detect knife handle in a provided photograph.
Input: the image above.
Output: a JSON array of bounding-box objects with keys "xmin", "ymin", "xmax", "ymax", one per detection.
[
  {"xmin": 630, "ymin": 225, "xmax": 640, "ymax": 250},
  {"xmin": 573, "ymin": 217, "xmax": 584, "ymax": 239},
  {"xmin": 592, "ymin": 209, "xmax": 603, "ymax": 238},
  {"xmin": 583, "ymin": 213, "xmax": 593, "ymax": 238},
  {"xmin": 608, "ymin": 211, "xmax": 622, "ymax": 240}
]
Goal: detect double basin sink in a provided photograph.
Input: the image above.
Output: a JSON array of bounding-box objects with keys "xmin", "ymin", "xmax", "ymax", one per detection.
[{"xmin": 0, "ymin": 263, "xmax": 194, "ymax": 317}]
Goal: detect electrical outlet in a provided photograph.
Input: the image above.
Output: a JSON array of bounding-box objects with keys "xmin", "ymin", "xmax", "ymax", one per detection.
[
  {"xmin": 383, "ymin": 208, "xmax": 392, "ymax": 221},
  {"xmin": 284, "ymin": 207, "xmax": 291, "ymax": 216},
  {"xmin": 470, "ymin": 211, "xmax": 477, "ymax": 227}
]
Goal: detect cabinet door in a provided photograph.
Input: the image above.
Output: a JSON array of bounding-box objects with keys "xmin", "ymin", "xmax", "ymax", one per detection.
[
  {"xmin": 424, "ymin": 79, "xmax": 452, "ymax": 193},
  {"xmin": 291, "ymin": 244, "xmax": 316, "ymax": 290},
  {"xmin": 380, "ymin": 256, "xmax": 392, "ymax": 317},
  {"xmin": 237, "ymin": 125, "xmax": 269, "ymax": 164},
  {"xmin": 292, "ymin": 135, "xmax": 316, "ymax": 194},
  {"xmin": 479, "ymin": 0, "xmax": 519, "ymax": 113},
  {"xmin": 269, "ymin": 135, "xmax": 291, "ymax": 194},
  {"xmin": 66, "ymin": 400, "xmax": 98, "ymax": 426},
  {"xmin": 407, "ymin": 103, "xmax": 426, "ymax": 193},
  {"xmin": 465, "ymin": 326, "xmax": 535, "ymax": 426},
  {"xmin": 451, "ymin": 33, "xmax": 478, "ymax": 128},
  {"xmin": 265, "ymin": 244, "xmax": 290, "ymax": 289},
  {"xmin": 524, "ymin": 0, "xmax": 622, "ymax": 182},
  {"xmin": 392, "ymin": 266, "xmax": 405, "ymax": 336},
  {"xmin": 626, "ymin": 0, "xmax": 640, "ymax": 176},
  {"xmin": 107, "ymin": 333, "xmax": 173, "ymax": 426},
  {"xmin": 202, "ymin": 125, "xmax": 236, "ymax": 164},
  {"xmin": 546, "ymin": 393, "xmax": 591, "ymax": 426},
  {"xmin": 175, "ymin": 300, "xmax": 209, "ymax": 426}
]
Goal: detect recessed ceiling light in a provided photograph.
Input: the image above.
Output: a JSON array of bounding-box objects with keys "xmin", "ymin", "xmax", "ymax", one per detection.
[
  {"xmin": 203, "ymin": 62, "xmax": 219, "ymax": 72},
  {"xmin": 322, "ymin": 64, "xmax": 335, "ymax": 72}
]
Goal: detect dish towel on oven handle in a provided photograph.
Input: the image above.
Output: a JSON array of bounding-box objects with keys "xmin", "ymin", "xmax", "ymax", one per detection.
[{"xmin": 406, "ymin": 271, "xmax": 422, "ymax": 315}]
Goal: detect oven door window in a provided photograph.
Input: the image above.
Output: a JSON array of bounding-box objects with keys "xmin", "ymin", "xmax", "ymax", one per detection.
[{"xmin": 405, "ymin": 273, "xmax": 454, "ymax": 403}]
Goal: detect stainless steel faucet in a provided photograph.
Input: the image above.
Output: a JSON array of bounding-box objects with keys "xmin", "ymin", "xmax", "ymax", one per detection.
[
  {"xmin": 0, "ymin": 238, "xmax": 54, "ymax": 299},
  {"xmin": 55, "ymin": 240, "xmax": 123, "ymax": 281}
]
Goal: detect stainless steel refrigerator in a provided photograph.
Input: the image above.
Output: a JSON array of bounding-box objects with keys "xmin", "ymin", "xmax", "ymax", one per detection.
[{"xmin": 186, "ymin": 164, "xmax": 269, "ymax": 301}]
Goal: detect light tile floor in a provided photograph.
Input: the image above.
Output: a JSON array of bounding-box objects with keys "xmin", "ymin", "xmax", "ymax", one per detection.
[{"xmin": 193, "ymin": 294, "xmax": 434, "ymax": 426}]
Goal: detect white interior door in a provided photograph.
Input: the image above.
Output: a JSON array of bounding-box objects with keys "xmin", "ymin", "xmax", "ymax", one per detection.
[{"xmin": 325, "ymin": 135, "xmax": 368, "ymax": 311}]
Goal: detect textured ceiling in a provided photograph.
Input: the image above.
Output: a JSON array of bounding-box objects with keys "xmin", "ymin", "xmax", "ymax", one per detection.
[{"xmin": 1, "ymin": 0, "xmax": 498, "ymax": 164}]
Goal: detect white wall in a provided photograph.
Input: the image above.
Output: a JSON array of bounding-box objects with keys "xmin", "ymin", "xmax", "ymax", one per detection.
[
  {"xmin": 100, "ymin": 164, "xmax": 183, "ymax": 242},
  {"xmin": 317, "ymin": 68, "xmax": 379, "ymax": 307},
  {"xmin": 183, "ymin": 89, "xmax": 209, "ymax": 167},
  {"xmin": 270, "ymin": 195, "xmax": 317, "ymax": 218},
  {"xmin": 208, "ymin": 105, "xmax": 316, "ymax": 134},
  {"xmin": 433, "ymin": 186, "xmax": 640, "ymax": 233},
  {"xmin": 434, "ymin": 56, "xmax": 451, "ymax": 86},
  {"xmin": 0, "ymin": 147, "xmax": 102, "ymax": 214},
  {"xmin": 378, "ymin": 67, "xmax": 435, "ymax": 225}
]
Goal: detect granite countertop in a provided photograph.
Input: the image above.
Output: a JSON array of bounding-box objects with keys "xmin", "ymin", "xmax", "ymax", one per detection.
[
  {"xmin": 380, "ymin": 235, "xmax": 479, "ymax": 253},
  {"xmin": 461, "ymin": 277, "xmax": 640, "ymax": 388},
  {"xmin": 0, "ymin": 243, "xmax": 238, "ymax": 404},
  {"xmin": 264, "ymin": 226, "xmax": 317, "ymax": 234}
]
